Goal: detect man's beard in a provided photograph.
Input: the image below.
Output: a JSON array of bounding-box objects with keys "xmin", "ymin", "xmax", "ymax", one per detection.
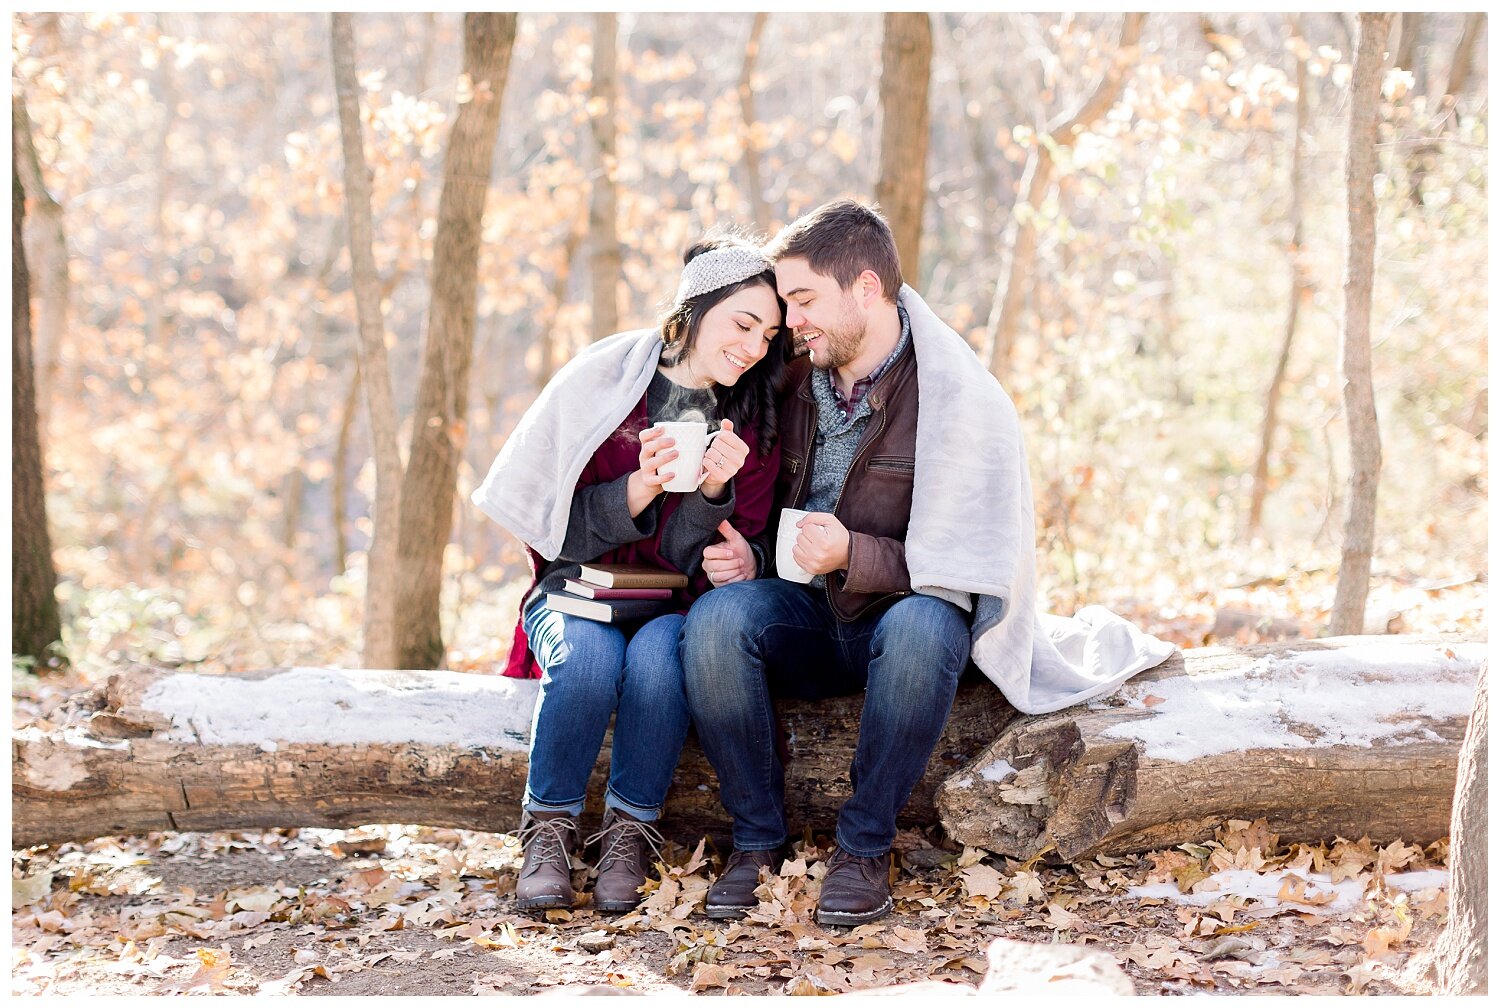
[{"xmin": 805, "ymin": 297, "xmax": 865, "ymax": 370}]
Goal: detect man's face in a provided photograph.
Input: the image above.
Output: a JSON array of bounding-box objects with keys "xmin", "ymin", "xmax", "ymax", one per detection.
[{"xmin": 774, "ymin": 256, "xmax": 866, "ymax": 371}]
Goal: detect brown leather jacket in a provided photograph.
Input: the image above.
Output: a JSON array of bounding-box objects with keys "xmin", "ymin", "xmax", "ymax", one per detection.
[{"xmin": 771, "ymin": 339, "xmax": 918, "ymax": 622}]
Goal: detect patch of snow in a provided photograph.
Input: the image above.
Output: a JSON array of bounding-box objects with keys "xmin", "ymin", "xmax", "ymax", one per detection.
[
  {"xmin": 1128, "ymin": 867, "xmax": 1449, "ymax": 914},
  {"xmin": 979, "ymin": 759, "xmax": 1017, "ymax": 783},
  {"xmin": 1384, "ymin": 869, "xmax": 1449, "ymax": 893},
  {"xmin": 1099, "ymin": 642, "xmax": 1484, "ymax": 762},
  {"xmin": 141, "ymin": 668, "xmax": 539, "ymax": 750}
]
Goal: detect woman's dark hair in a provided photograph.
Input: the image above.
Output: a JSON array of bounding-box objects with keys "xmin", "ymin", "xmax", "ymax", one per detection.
[{"xmin": 659, "ymin": 234, "xmax": 788, "ymax": 455}]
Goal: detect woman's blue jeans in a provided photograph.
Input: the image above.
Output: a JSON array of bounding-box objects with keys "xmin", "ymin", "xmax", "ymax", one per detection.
[
  {"xmin": 521, "ymin": 603, "xmax": 690, "ymax": 823},
  {"xmin": 682, "ymin": 579, "xmax": 968, "ymax": 856}
]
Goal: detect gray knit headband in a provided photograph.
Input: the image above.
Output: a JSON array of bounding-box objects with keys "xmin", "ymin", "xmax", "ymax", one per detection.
[{"xmin": 674, "ymin": 246, "xmax": 772, "ymax": 306}]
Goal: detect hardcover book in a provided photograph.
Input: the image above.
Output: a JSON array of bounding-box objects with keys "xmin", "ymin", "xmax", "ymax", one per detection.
[
  {"xmin": 545, "ymin": 591, "xmax": 673, "ymax": 624},
  {"xmin": 575, "ymin": 563, "xmax": 689, "ymax": 590},
  {"xmin": 562, "ymin": 578, "xmax": 675, "ymax": 601}
]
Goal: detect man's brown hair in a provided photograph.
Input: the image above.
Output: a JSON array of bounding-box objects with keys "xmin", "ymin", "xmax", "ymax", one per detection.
[{"xmin": 766, "ymin": 199, "xmax": 902, "ymax": 304}]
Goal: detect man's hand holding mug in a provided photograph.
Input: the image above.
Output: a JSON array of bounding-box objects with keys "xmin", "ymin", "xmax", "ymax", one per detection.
[{"xmin": 791, "ymin": 512, "xmax": 851, "ymax": 576}]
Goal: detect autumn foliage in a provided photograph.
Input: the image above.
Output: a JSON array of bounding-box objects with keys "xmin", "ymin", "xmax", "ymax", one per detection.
[
  {"xmin": 10, "ymin": 13, "xmax": 1487, "ymax": 995},
  {"xmin": 12, "ymin": 13, "xmax": 1484, "ymax": 679}
]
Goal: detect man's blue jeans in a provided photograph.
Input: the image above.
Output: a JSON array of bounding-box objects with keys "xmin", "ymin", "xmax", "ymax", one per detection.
[
  {"xmin": 683, "ymin": 580, "xmax": 969, "ymax": 856},
  {"xmin": 521, "ymin": 603, "xmax": 690, "ymax": 822}
]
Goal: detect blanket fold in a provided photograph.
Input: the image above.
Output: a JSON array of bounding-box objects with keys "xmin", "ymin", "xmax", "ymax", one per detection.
[{"xmin": 471, "ymin": 328, "xmax": 663, "ymax": 561}]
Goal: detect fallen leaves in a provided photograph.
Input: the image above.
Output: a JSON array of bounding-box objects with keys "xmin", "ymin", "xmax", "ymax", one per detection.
[
  {"xmin": 12, "ymin": 870, "xmax": 55, "ymax": 908},
  {"xmin": 690, "ymin": 961, "xmax": 744, "ymax": 991},
  {"xmin": 157, "ymin": 946, "xmax": 233, "ymax": 994},
  {"xmin": 1276, "ymin": 874, "xmax": 1337, "ymax": 907},
  {"xmin": 1004, "ymin": 868, "xmax": 1047, "ymax": 905},
  {"xmin": 8, "ymin": 818, "xmax": 1454, "ymax": 998},
  {"xmin": 883, "ymin": 925, "xmax": 928, "ymax": 955},
  {"xmin": 958, "ymin": 862, "xmax": 1005, "ymax": 901},
  {"xmin": 1361, "ymin": 901, "xmax": 1414, "ymax": 960},
  {"xmin": 1326, "ymin": 836, "xmax": 1378, "ymax": 884}
]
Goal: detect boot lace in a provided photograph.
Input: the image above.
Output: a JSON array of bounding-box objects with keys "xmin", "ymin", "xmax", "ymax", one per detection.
[
  {"xmin": 723, "ymin": 848, "xmax": 774, "ymax": 876},
  {"xmin": 586, "ymin": 815, "xmax": 666, "ymax": 872},
  {"xmin": 516, "ymin": 816, "xmax": 578, "ymax": 869},
  {"xmin": 826, "ymin": 846, "xmax": 886, "ymax": 883}
]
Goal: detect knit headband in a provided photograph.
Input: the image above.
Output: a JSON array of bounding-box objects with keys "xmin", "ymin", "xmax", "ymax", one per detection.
[{"xmin": 674, "ymin": 246, "xmax": 772, "ymax": 306}]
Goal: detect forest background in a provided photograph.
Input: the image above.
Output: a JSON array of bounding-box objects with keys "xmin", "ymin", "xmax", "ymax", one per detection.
[{"xmin": 11, "ymin": 10, "xmax": 1487, "ymax": 686}]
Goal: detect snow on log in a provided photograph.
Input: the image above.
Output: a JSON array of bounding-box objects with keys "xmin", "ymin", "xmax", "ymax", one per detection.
[
  {"xmin": 12, "ymin": 664, "xmax": 1018, "ymax": 848},
  {"xmin": 937, "ymin": 636, "xmax": 1485, "ymax": 862}
]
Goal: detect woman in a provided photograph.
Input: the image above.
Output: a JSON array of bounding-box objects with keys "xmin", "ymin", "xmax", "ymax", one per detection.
[{"xmin": 472, "ymin": 235, "xmax": 785, "ymax": 913}]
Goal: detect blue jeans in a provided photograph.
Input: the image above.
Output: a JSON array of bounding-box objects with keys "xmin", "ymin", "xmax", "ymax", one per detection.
[
  {"xmin": 521, "ymin": 603, "xmax": 691, "ymax": 822},
  {"xmin": 683, "ymin": 580, "xmax": 969, "ymax": 856}
]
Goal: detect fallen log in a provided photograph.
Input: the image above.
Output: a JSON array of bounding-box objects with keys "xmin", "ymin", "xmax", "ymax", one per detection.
[
  {"xmin": 936, "ymin": 635, "xmax": 1485, "ymax": 861},
  {"xmin": 12, "ymin": 663, "xmax": 1017, "ymax": 849}
]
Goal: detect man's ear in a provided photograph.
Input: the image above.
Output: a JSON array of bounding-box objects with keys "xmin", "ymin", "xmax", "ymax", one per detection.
[{"xmin": 856, "ymin": 269, "xmax": 883, "ymax": 308}]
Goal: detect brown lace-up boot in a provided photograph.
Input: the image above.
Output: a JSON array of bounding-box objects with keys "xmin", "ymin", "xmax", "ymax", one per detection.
[
  {"xmin": 815, "ymin": 846, "xmax": 893, "ymax": 926},
  {"xmin": 588, "ymin": 807, "xmax": 666, "ymax": 914},
  {"xmin": 704, "ymin": 848, "xmax": 781, "ymax": 920},
  {"xmin": 515, "ymin": 811, "xmax": 580, "ymax": 911}
]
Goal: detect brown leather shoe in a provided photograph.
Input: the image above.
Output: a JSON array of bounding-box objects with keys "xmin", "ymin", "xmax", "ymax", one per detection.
[
  {"xmin": 588, "ymin": 807, "xmax": 666, "ymax": 914},
  {"xmin": 515, "ymin": 811, "xmax": 579, "ymax": 911},
  {"xmin": 815, "ymin": 846, "xmax": 893, "ymax": 926},
  {"xmin": 704, "ymin": 848, "xmax": 780, "ymax": 920}
]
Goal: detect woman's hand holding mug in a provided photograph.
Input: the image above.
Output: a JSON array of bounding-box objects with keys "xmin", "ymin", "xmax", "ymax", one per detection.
[
  {"xmin": 626, "ymin": 426, "xmax": 679, "ymax": 515},
  {"xmin": 699, "ymin": 419, "xmax": 748, "ymax": 499}
]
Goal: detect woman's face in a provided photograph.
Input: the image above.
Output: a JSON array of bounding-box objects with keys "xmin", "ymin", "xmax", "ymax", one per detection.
[{"xmin": 685, "ymin": 283, "xmax": 783, "ymax": 387}]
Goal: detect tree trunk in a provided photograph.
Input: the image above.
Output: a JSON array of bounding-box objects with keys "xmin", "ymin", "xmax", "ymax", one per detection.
[
  {"xmin": 874, "ymin": 12, "xmax": 933, "ymax": 282},
  {"xmin": 331, "ymin": 13, "xmax": 407, "ymax": 669},
  {"xmin": 11, "ymin": 663, "xmax": 1017, "ymax": 848},
  {"xmin": 393, "ymin": 13, "xmax": 517, "ymax": 670},
  {"xmin": 1409, "ymin": 12, "xmax": 1484, "ymax": 203},
  {"xmin": 984, "ymin": 13, "xmax": 1146, "ymax": 380},
  {"xmin": 11, "ymin": 91, "xmax": 69, "ymax": 444},
  {"xmin": 588, "ymin": 12, "xmax": 621, "ymax": 338},
  {"xmin": 1248, "ymin": 20, "xmax": 1311, "ymax": 539},
  {"xmin": 938, "ymin": 636, "xmax": 1485, "ymax": 861},
  {"xmin": 1393, "ymin": 12, "xmax": 1422, "ymax": 75},
  {"xmin": 536, "ymin": 218, "xmax": 585, "ymax": 390},
  {"xmin": 279, "ymin": 468, "xmax": 305, "ymax": 552},
  {"xmin": 737, "ymin": 12, "xmax": 771, "ymax": 233},
  {"xmin": 1329, "ymin": 14, "xmax": 1393, "ymax": 637},
  {"xmin": 144, "ymin": 30, "xmax": 176, "ymax": 349},
  {"xmin": 12, "ymin": 146, "xmax": 62, "ymax": 666},
  {"xmin": 1411, "ymin": 660, "xmax": 1487, "ymax": 993},
  {"xmin": 1442, "ymin": 12, "xmax": 1485, "ymax": 103},
  {"xmin": 331, "ymin": 364, "xmax": 360, "ymax": 576},
  {"xmin": 943, "ymin": 12, "xmax": 1003, "ymax": 264}
]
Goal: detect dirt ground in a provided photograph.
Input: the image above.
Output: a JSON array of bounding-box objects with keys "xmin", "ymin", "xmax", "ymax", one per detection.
[{"xmin": 11, "ymin": 819, "xmax": 1452, "ymax": 997}]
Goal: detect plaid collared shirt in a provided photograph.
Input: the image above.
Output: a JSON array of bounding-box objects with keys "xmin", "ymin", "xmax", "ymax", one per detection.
[{"xmin": 828, "ymin": 305, "xmax": 911, "ymax": 420}]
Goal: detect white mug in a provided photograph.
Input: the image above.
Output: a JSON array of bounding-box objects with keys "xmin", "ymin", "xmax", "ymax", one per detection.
[
  {"xmin": 650, "ymin": 421, "xmax": 724, "ymax": 493},
  {"xmin": 776, "ymin": 508, "xmax": 815, "ymax": 583}
]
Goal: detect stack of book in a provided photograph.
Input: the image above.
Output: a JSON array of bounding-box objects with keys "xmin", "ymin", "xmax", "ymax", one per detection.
[{"xmin": 545, "ymin": 564, "xmax": 688, "ymax": 623}]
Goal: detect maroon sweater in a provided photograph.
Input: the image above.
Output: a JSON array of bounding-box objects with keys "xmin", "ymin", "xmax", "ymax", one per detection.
[{"xmin": 502, "ymin": 392, "xmax": 779, "ymax": 678}]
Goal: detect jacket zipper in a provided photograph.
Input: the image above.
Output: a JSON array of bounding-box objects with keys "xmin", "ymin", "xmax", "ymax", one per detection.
[
  {"xmin": 825, "ymin": 405, "xmax": 889, "ymax": 622},
  {"xmin": 791, "ymin": 392, "xmax": 816, "ymax": 506}
]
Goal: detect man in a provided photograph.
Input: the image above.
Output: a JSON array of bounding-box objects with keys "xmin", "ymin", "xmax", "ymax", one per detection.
[{"xmin": 684, "ymin": 200, "xmax": 972, "ymax": 926}]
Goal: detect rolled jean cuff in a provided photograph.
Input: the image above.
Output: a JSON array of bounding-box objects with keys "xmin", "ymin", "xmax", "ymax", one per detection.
[
  {"xmin": 732, "ymin": 837, "xmax": 788, "ymax": 852},
  {"xmin": 834, "ymin": 831, "xmax": 891, "ymax": 859},
  {"xmin": 523, "ymin": 792, "xmax": 585, "ymax": 818},
  {"xmin": 603, "ymin": 789, "xmax": 661, "ymax": 822}
]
